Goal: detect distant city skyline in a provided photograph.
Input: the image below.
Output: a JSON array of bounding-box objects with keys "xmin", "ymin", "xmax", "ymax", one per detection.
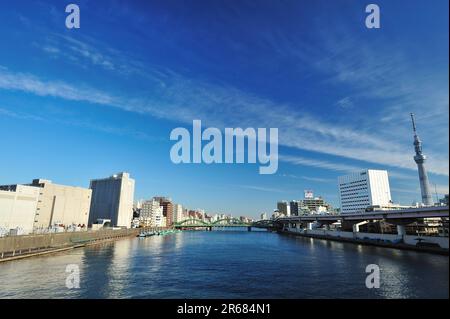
[{"xmin": 0, "ymin": 0, "xmax": 448, "ymax": 218}]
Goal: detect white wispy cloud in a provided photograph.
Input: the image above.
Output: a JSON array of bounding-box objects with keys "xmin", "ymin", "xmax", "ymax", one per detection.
[
  {"xmin": 279, "ymin": 155, "xmax": 362, "ymax": 173},
  {"xmin": 238, "ymin": 185, "xmax": 290, "ymax": 193},
  {"xmin": 335, "ymin": 97, "xmax": 354, "ymax": 109},
  {"xmin": 0, "ymin": 69, "xmax": 117, "ymax": 105},
  {"xmin": 61, "ymin": 36, "xmax": 116, "ymax": 71},
  {"xmin": 392, "ymin": 184, "xmax": 449, "ymax": 198},
  {"xmin": 280, "ymin": 174, "xmax": 335, "ymax": 183},
  {"xmin": 0, "ymin": 107, "xmax": 44, "ymax": 121},
  {"xmin": 279, "ymin": 155, "xmax": 418, "ymax": 181},
  {"xmin": 36, "ymin": 34, "xmax": 166, "ymax": 82},
  {"xmin": 2, "ymin": 20, "xmax": 448, "ymax": 179},
  {"xmin": 298, "ymin": 176, "xmax": 335, "ymax": 183},
  {"xmin": 257, "ymin": 19, "xmax": 449, "ymax": 176},
  {"xmin": 1, "ymin": 65, "xmax": 447, "ymax": 177},
  {"xmin": 0, "ymin": 106, "xmax": 159, "ymax": 142}
]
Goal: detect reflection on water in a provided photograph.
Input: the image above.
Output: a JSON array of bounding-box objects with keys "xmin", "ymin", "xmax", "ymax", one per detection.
[{"xmin": 0, "ymin": 231, "xmax": 448, "ymax": 299}]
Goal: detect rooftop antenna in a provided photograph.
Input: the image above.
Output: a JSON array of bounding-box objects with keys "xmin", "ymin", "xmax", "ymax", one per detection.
[
  {"xmin": 434, "ymin": 183, "xmax": 439, "ymax": 204},
  {"xmin": 410, "ymin": 113, "xmax": 417, "ymax": 134}
]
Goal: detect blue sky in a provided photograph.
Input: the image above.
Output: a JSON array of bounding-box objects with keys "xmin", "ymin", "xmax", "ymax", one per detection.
[{"xmin": 0, "ymin": 0, "xmax": 448, "ymax": 218}]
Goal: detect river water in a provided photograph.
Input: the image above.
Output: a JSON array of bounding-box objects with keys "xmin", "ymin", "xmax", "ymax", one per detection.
[{"xmin": 0, "ymin": 230, "xmax": 448, "ymax": 298}]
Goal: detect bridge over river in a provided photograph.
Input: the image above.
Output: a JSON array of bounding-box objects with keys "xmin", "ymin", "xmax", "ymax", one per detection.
[
  {"xmin": 174, "ymin": 206, "xmax": 449, "ymax": 239},
  {"xmin": 173, "ymin": 218, "xmax": 274, "ymax": 231}
]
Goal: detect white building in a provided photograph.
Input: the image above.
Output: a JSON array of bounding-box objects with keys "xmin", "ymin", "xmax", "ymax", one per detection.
[
  {"xmin": 160, "ymin": 216, "xmax": 167, "ymax": 228},
  {"xmin": 0, "ymin": 185, "xmax": 40, "ymax": 235},
  {"xmin": 151, "ymin": 206, "xmax": 165, "ymax": 227},
  {"xmin": 28, "ymin": 179, "xmax": 92, "ymax": 229},
  {"xmin": 1, "ymin": 179, "xmax": 92, "ymax": 233},
  {"xmin": 260, "ymin": 212, "xmax": 267, "ymax": 220},
  {"xmin": 151, "ymin": 205, "xmax": 165, "ymax": 227},
  {"xmin": 140, "ymin": 199, "xmax": 165, "ymax": 227},
  {"xmin": 172, "ymin": 204, "xmax": 184, "ymax": 223},
  {"xmin": 338, "ymin": 169, "xmax": 392, "ymax": 214},
  {"xmin": 89, "ymin": 172, "xmax": 135, "ymax": 228}
]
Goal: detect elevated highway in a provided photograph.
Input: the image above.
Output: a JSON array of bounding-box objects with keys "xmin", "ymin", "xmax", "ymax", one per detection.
[{"xmin": 275, "ymin": 206, "xmax": 449, "ymax": 224}]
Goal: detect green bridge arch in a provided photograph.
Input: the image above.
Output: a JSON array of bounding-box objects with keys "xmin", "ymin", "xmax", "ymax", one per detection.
[
  {"xmin": 173, "ymin": 218, "xmax": 209, "ymax": 227},
  {"xmin": 173, "ymin": 218, "xmax": 251, "ymax": 228}
]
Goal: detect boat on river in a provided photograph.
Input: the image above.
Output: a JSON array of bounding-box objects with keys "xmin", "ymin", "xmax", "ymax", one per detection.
[
  {"xmin": 138, "ymin": 229, "xmax": 181, "ymax": 237},
  {"xmin": 137, "ymin": 231, "xmax": 156, "ymax": 238}
]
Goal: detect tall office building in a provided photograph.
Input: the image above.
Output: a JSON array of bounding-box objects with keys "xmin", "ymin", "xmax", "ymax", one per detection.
[
  {"xmin": 153, "ymin": 196, "xmax": 174, "ymax": 226},
  {"xmin": 338, "ymin": 170, "xmax": 392, "ymax": 214},
  {"xmin": 140, "ymin": 199, "xmax": 164, "ymax": 227},
  {"xmin": 277, "ymin": 201, "xmax": 290, "ymax": 216},
  {"xmin": 301, "ymin": 197, "xmax": 331, "ymax": 213},
  {"xmin": 89, "ymin": 172, "xmax": 135, "ymax": 228},
  {"xmin": 172, "ymin": 204, "xmax": 184, "ymax": 223},
  {"xmin": 410, "ymin": 113, "xmax": 433, "ymax": 206},
  {"xmin": 289, "ymin": 201, "xmax": 301, "ymax": 216}
]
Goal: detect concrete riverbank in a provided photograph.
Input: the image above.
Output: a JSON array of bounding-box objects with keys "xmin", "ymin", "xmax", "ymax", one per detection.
[
  {"xmin": 280, "ymin": 228, "xmax": 449, "ymax": 255},
  {"xmin": 0, "ymin": 227, "xmax": 166, "ymax": 262}
]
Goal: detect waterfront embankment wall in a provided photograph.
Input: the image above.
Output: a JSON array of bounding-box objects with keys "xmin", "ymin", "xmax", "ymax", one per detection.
[
  {"xmin": 0, "ymin": 228, "xmax": 146, "ymax": 261},
  {"xmin": 283, "ymin": 227, "xmax": 449, "ymax": 253}
]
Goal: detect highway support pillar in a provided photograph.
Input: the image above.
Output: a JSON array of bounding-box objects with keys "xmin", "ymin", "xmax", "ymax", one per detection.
[{"xmin": 397, "ymin": 225, "xmax": 406, "ymax": 241}]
